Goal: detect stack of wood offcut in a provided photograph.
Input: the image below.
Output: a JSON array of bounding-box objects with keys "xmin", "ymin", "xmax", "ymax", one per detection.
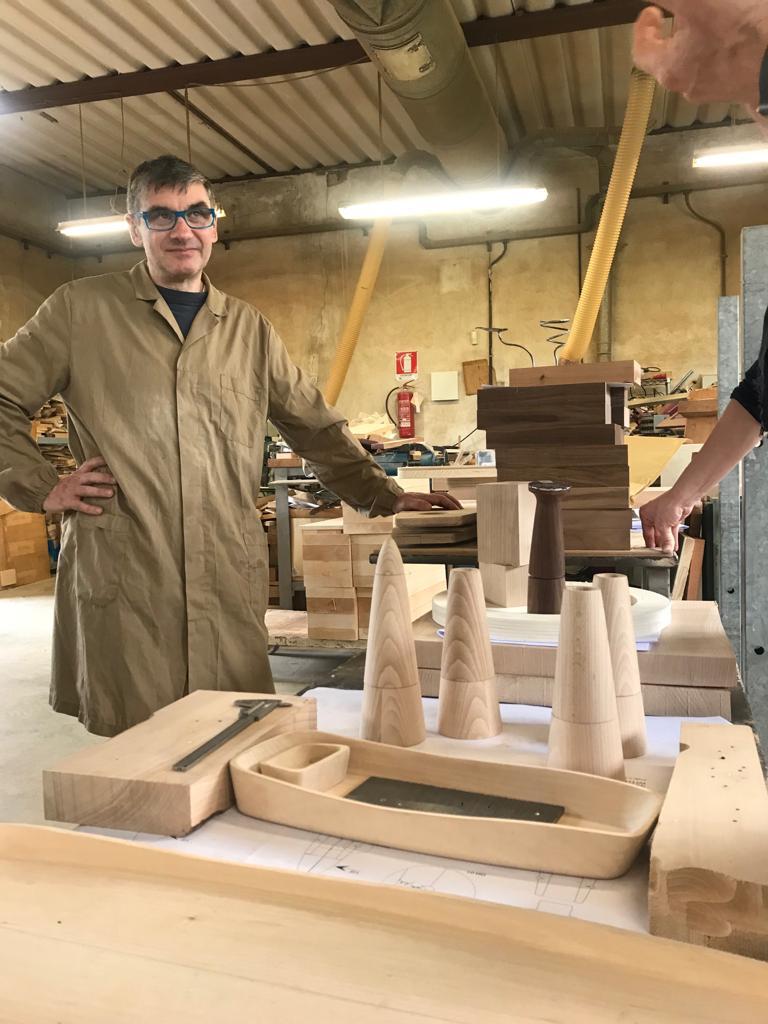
[
  {"xmin": 0, "ymin": 500, "xmax": 51, "ymax": 589},
  {"xmin": 302, "ymin": 506, "xmax": 445, "ymax": 640},
  {"xmin": 477, "ymin": 361, "xmax": 641, "ymax": 551}
]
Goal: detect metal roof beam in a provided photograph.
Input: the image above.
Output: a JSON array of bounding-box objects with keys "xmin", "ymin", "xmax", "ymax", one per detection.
[{"xmin": 0, "ymin": 1, "xmax": 653, "ymax": 115}]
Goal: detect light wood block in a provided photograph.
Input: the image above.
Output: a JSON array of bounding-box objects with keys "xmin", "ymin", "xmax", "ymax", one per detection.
[
  {"xmin": 480, "ymin": 563, "xmax": 528, "ymax": 607},
  {"xmin": 361, "ymin": 538, "xmax": 426, "ymax": 747},
  {"xmin": 487, "ymin": 423, "xmax": 624, "ymax": 448},
  {"xmin": 496, "ymin": 445, "xmax": 630, "ymax": 489},
  {"xmin": 303, "ymin": 528, "xmax": 353, "ymax": 589},
  {"xmin": 342, "ymin": 502, "xmax": 394, "ymax": 535},
  {"xmin": 477, "ymin": 481, "xmax": 535, "ymax": 567},
  {"xmin": 234, "ymin": 730, "xmax": 660, "ymax": 878},
  {"xmin": 507, "ymin": 360, "xmax": 642, "ymax": 388},
  {"xmin": 351, "ymin": 534, "xmax": 388, "ymax": 585},
  {"xmin": 42, "ymin": 692, "xmax": 317, "ymax": 836},
  {"xmin": 0, "ymin": 568, "xmax": 17, "ymax": 588},
  {"xmin": 478, "ymin": 382, "xmax": 611, "ymax": 429},
  {"xmin": 437, "ymin": 569, "xmax": 501, "ymax": 740},
  {"xmin": 394, "ymin": 508, "xmax": 477, "ymax": 531},
  {"xmin": 596, "ymin": 573, "xmax": 647, "ymax": 759},
  {"xmin": 4, "ymin": 824, "xmax": 767, "ymax": 1022},
  {"xmin": 307, "ymin": 589, "xmax": 358, "ymax": 641},
  {"xmin": 412, "ymin": 602, "xmax": 740, "ymax": 690},
  {"xmin": 650, "ymin": 723, "xmax": 768, "ymax": 960},
  {"xmin": 392, "ymin": 524, "xmax": 476, "ymax": 546},
  {"xmin": 417, "ymin": 669, "xmax": 732, "ymax": 718},
  {"xmin": 547, "ymin": 586, "xmax": 625, "ymax": 781}
]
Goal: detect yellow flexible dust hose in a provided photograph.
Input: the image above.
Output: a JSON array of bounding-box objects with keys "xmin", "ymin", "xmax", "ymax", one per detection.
[
  {"xmin": 560, "ymin": 70, "xmax": 656, "ymax": 363},
  {"xmin": 323, "ymin": 217, "xmax": 392, "ymax": 407}
]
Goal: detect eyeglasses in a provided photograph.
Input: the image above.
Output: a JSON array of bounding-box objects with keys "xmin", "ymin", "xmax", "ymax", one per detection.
[{"xmin": 140, "ymin": 206, "xmax": 217, "ymax": 231}]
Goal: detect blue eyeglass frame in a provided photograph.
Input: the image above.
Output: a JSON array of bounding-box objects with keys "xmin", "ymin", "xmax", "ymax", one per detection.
[{"xmin": 140, "ymin": 207, "xmax": 217, "ymax": 231}]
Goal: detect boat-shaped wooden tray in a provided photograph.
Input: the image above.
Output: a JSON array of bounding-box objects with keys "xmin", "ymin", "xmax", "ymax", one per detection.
[
  {"xmin": 230, "ymin": 730, "xmax": 662, "ymax": 878},
  {"xmin": 1, "ymin": 824, "xmax": 767, "ymax": 1023}
]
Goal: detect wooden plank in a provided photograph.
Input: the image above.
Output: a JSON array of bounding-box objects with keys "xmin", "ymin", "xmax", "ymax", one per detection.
[
  {"xmin": 462, "ymin": 358, "xmax": 491, "ymax": 396},
  {"xmin": 341, "ymin": 502, "xmax": 394, "ymax": 535},
  {"xmin": 351, "ymin": 534, "xmax": 388, "ymax": 586},
  {"xmin": 486, "ymin": 423, "xmax": 624, "ymax": 448},
  {"xmin": 496, "ymin": 445, "xmax": 629, "ymax": 488},
  {"xmin": 418, "ymin": 669, "xmax": 731, "ymax": 718},
  {"xmin": 413, "ymin": 602, "xmax": 739, "ymax": 689},
  {"xmin": 394, "ymin": 508, "xmax": 477, "ymax": 531},
  {"xmin": 649, "ymin": 723, "xmax": 768, "ymax": 960},
  {"xmin": 685, "ymin": 537, "xmax": 705, "ymax": 600},
  {"xmin": 478, "ymin": 382, "xmax": 611, "ymax": 429},
  {"xmin": 392, "ymin": 525, "xmax": 477, "ymax": 546},
  {"xmin": 507, "ymin": 360, "xmax": 642, "ymax": 388},
  {"xmin": 303, "ymin": 530, "xmax": 353, "ymax": 589},
  {"xmin": 3, "ymin": 825, "xmax": 768, "ymax": 1023},
  {"xmin": 671, "ymin": 536, "xmax": 696, "ymax": 601},
  {"xmin": 477, "ymin": 481, "xmax": 535, "ymax": 566},
  {"xmin": 42, "ymin": 692, "xmax": 317, "ymax": 836}
]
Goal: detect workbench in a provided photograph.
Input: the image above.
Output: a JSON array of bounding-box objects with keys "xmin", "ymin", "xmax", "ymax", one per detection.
[{"xmin": 81, "ymin": 687, "xmax": 728, "ymax": 938}]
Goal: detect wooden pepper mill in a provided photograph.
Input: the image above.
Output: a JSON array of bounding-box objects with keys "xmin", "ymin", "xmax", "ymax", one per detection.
[{"xmin": 527, "ymin": 480, "xmax": 571, "ymax": 615}]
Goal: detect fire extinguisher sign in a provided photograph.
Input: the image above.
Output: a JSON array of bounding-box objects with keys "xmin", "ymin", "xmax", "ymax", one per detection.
[{"xmin": 395, "ymin": 350, "xmax": 418, "ymax": 382}]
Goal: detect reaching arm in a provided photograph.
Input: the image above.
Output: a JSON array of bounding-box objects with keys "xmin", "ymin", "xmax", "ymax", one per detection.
[{"xmin": 641, "ymin": 400, "xmax": 762, "ymax": 554}]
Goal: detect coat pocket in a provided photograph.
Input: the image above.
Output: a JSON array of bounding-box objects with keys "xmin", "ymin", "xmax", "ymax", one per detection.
[
  {"xmin": 219, "ymin": 375, "xmax": 265, "ymax": 448},
  {"xmin": 68, "ymin": 513, "xmax": 130, "ymax": 606}
]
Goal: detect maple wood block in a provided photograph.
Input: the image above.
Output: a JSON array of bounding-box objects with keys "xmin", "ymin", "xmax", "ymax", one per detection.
[
  {"xmin": 507, "ymin": 360, "xmax": 641, "ymax": 388},
  {"xmin": 42, "ymin": 692, "xmax": 317, "ymax": 836},
  {"xmin": 307, "ymin": 589, "xmax": 358, "ymax": 641},
  {"xmin": 486, "ymin": 424, "xmax": 624, "ymax": 448},
  {"xmin": 361, "ymin": 538, "xmax": 425, "ymax": 746},
  {"xmin": 437, "ymin": 568, "xmax": 501, "ymax": 739},
  {"xmin": 480, "ymin": 563, "xmax": 528, "ymax": 608},
  {"xmin": 478, "ymin": 382, "xmax": 611, "ymax": 429},
  {"xmin": 351, "ymin": 535, "xmax": 388, "ymax": 585},
  {"xmin": 302, "ymin": 531, "xmax": 353, "ymax": 589},
  {"xmin": 596, "ymin": 573, "xmax": 647, "ymax": 759},
  {"xmin": 341, "ymin": 502, "xmax": 394, "ymax": 535},
  {"xmin": 650, "ymin": 723, "xmax": 768, "ymax": 960},
  {"xmin": 477, "ymin": 481, "xmax": 535, "ymax": 566},
  {"xmin": 547, "ymin": 586, "xmax": 625, "ymax": 781}
]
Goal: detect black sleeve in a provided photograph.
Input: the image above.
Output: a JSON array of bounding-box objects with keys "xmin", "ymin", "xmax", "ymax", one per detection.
[{"xmin": 732, "ymin": 356, "xmax": 763, "ymax": 425}]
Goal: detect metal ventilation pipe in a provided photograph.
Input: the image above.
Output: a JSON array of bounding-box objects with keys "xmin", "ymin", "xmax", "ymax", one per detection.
[{"xmin": 328, "ymin": 0, "xmax": 507, "ymax": 186}]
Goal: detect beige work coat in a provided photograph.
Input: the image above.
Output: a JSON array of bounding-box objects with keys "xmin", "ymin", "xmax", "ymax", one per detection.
[{"xmin": 0, "ymin": 261, "xmax": 400, "ymax": 736}]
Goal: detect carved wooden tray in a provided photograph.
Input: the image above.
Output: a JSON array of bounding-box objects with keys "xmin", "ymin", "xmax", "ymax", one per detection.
[
  {"xmin": 230, "ymin": 730, "xmax": 662, "ymax": 878},
  {"xmin": 1, "ymin": 824, "xmax": 766, "ymax": 1023}
]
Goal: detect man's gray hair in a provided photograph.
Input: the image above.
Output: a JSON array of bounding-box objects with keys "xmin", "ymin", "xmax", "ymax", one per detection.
[{"xmin": 127, "ymin": 155, "xmax": 215, "ymax": 215}]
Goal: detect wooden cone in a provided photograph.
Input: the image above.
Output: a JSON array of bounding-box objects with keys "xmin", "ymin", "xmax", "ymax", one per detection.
[
  {"xmin": 437, "ymin": 568, "xmax": 502, "ymax": 739},
  {"xmin": 547, "ymin": 585, "xmax": 625, "ymax": 780},
  {"xmin": 595, "ymin": 573, "xmax": 647, "ymax": 759},
  {"xmin": 361, "ymin": 537, "xmax": 426, "ymax": 747}
]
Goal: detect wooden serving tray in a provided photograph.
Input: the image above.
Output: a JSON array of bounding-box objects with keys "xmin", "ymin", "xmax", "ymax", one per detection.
[
  {"xmin": 43, "ymin": 692, "xmax": 316, "ymax": 836},
  {"xmin": 230, "ymin": 731, "xmax": 662, "ymax": 878},
  {"xmin": 1, "ymin": 824, "xmax": 766, "ymax": 1023}
]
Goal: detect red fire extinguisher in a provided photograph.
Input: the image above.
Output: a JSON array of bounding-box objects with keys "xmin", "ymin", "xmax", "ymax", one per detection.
[{"xmin": 396, "ymin": 386, "xmax": 416, "ymax": 439}]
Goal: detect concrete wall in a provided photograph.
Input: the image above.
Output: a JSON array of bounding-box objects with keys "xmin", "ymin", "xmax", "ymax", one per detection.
[{"xmin": 3, "ymin": 122, "xmax": 768, "ymax": 444}]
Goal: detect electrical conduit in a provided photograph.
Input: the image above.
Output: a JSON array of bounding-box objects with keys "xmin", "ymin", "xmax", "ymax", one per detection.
[
  {"xmin": 323, "ymin": 217, "xmax": 392, "ymax": 407},
  {"xmin": 560, "ymin": 69, "xmax": 656, "ymax": 363}
]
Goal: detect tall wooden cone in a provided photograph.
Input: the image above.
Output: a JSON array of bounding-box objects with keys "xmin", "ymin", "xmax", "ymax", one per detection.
[
  {"xmin": 361, "ymin": 537, "xmax": 426, "ymax": 747},
  {"xmin": 595, "ymin": 573, "xmax": 647, "ymax": 759},
  {"xmin": 547, "ymin": 585, "xmax": 625, "ymax": 780},
  {"xmin": 437, "ymin": 568, "xmax": 502, "ymax": 739}
]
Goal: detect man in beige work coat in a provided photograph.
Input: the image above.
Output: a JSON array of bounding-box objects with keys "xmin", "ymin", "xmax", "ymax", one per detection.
[{"xmin": 0, "ymin": 155, "xmax": 456, "ymax": 737}]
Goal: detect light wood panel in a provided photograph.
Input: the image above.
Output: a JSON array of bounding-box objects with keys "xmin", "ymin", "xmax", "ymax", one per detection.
[
  {"xmin": 303, "ymin": 527, "xmax": 353, "ymax": 588},
  {"xmin": 507, "ymin": 360, "xmax": 642, "ymax": 387},
  {"xmin": 42, "ymin": 692, "xmax": 316, "ymax": 836},
  {"xmin": 477, "ymin": 481, "xmax": 535, "ymax": 566},
  {"xmin": 395, "ymin": 509, "xmax": 477, "ymax": 531},
  {"xmin": 3, "ymin": 825, "xmax": 768, "ymax": 1022},
  {"xmin": 307, "ymin": 589, "xmax": 358, "ymax": 641},
  {"xmin": 479, "ymin": 563, "xmax": 528, "ymax": 607},
  {"xmin": 342, "ymin": 502, "xmax": 394, "ymax": 535},
  {"xmin": 392, "ymin": 525, "xmax": 477, "ymax": 546},
  {"xmin": 596, "ymin": 574, "xmax": 647, "ymax": 759},
  {"xmin": 233, "ymin": 731, "xmax": 660, "ymax": 878},
  {"xmin": 361, "ymin": 537, "xmax": 426, "ymax": 747},
  {"xmin": 547, "ymin": 586, "xmax": 625, "ymax": 781},
  {"xmin": 650, "ymin": 723, "xmax": 768, "ymax": 961}
]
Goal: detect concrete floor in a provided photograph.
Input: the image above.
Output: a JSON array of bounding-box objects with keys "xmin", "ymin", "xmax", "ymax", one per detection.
[{"xmin": 0, "ymin": 578, "xmax": 355, "ymax": 825}]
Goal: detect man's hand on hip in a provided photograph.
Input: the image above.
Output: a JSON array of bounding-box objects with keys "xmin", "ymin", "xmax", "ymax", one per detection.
[
  {"xmin": 43, "ymin": 456, "xmax": 117, "ymax": 515},
  {"xmin": 392, "ymin": 491, "xmax": 463, "ymax": 513}
]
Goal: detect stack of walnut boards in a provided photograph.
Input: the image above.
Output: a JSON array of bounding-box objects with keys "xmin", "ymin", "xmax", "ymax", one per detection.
[
  {"xmin": 303, "ymin": 512, "xmax": 444, "ymax": 640},
  {"xmin": 477, "ymin": 361, "xmax": 641, "ymax": 551},
  {"xmin": 413, "ymin": 601, "xmax": 738, "ymax": 719},
  {"xmin": 392, "ymin": 507, "xmax": 477, "ymax": 547}
]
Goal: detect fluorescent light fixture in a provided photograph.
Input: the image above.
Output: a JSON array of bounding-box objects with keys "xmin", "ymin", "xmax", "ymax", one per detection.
[
  {"xmin": 693, "ymin": 147, "xmax": 768, "ymax": 169},
  {"xmin": 338, "ymin": 187, "xmax": 548, "ymax": 220},
  {"xmin": 57, "ymin": 214, "xmax": 130, "ymax": 238}
]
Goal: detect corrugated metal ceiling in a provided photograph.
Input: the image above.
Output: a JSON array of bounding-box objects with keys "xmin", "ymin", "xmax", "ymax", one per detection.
[{"xmin": 0, "ymin": 0, "xmax": 733, "ymax": 196}]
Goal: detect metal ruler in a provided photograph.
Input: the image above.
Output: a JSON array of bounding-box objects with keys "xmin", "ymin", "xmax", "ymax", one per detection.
[{"xmin": 172, "ymin": 699, "xmax": 290, "ymax": 773}]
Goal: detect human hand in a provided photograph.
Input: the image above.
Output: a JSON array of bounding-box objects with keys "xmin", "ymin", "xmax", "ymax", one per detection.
[
  {"xmin": 633, "ymin": 2, "xmax": 768, "ymax": 107},
  {"xmin": 43, "ymin": 455, "xmax": 117, "ymax": 515},
  {"xmin": 640, "ymin": 490, "xmax": 694, "ymax": 555},
  {"xmin": 392, "ymin": 491, "xmax": 463, "ymax": 513}
]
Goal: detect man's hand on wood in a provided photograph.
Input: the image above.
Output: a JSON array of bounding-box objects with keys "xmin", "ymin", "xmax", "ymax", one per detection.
[
  {"xmin": 43, "ymin": 455, "xmax": 117, "ymax": 515},
  {"xmin": 392, "ymin": 491, "xmax": 462, "ymax": 513}
]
